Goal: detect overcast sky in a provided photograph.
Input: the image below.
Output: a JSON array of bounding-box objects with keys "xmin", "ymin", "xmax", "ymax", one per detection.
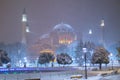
[{"xmin": 0, "ymin": 0, "xmax": 120, "ymax": 47}]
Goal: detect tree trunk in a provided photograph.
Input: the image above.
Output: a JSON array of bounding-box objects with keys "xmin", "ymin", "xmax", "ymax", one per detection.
[
  {"xmin": 51, "ymin": 62, "xmax": 54, "ymax": 67},
  {"xmin": 118, "ymin": 60, "xmax": 120, "ymax": 64},
  {"xmin": 0, "ymin": 60, "xmax": 2, "ymax": 66},
  {"xmin": 99, "ymin": 63, "xmax": 102, "ymax": 70},
  {"xmin": 106, "ymin": 64, "xmax": 107, "ymax": 68}
]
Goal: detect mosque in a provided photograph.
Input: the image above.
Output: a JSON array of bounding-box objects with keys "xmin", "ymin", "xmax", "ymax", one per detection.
[
  {"xmin": 30, "ymin": 23, "xmax": 77, "ymax": 57},
  {"xmin": 21, "ymin": 9, "xmax": 80, "ymax": 66}
]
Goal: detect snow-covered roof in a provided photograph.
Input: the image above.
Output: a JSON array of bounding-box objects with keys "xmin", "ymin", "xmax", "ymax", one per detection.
[{"xmin": 53, "ymin": 23, "xmax": 74, "ymax": 32}]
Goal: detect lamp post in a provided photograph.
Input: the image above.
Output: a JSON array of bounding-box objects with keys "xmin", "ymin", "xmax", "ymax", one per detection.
[
  {"xmin": 110, "ymin": 53, "xmax": 113, "ymax": 70},
  {"xmin": 23, "ymin": 57, "xmax": 28, "ymax": 67},
  {"xmin": 111, "ymin": 59, "xmax": 113, "ymax": 70},
  {"xmin": 83, "ymin": 48, "xmax": 87, "ymax": 79},
  {"xmin": 36, "ymin": 57, "xmax": 39, "ymax": 67}
]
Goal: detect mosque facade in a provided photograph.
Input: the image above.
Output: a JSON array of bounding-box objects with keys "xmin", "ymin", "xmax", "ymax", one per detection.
[{"xmin": 30, "ymin": 23, "xmax": 77, "ymax": 57}]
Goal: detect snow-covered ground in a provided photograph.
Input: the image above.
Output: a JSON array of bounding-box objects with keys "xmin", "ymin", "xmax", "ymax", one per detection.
[
  {"xmin": 86, "ymin": 74, "xmax": 120, "ymax": 80},
  {"xmin": 0, "ymin": 70, "xmax": 120, "ymax": 80}
]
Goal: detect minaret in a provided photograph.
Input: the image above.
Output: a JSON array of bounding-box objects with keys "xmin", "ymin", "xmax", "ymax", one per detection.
[
  {"xmin": 21, "ymin": 8, "xmax": 30, "ymax": 64},
  {"xmin": 88, "ymin": 29, "xmax": 92, "ymax": 42},
  {"xmin": 100, "ymin": 19, "xmax": 105, "ymax": 47},
  {"xmin": 21, "ymin": 8, "xmax": 28, "ymax": 44}
]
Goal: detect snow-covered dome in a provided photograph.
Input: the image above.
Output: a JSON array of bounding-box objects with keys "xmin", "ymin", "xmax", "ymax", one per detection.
[
  {"xmin": 53, "ymin": 23, "xmax": 74, "ymax": 32},
  {"xmin": 51, "ymin": 23, "xmax": 77, "ymax": 45}
]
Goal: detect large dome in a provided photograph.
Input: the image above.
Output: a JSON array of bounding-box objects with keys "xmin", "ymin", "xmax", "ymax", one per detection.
[
  {"xmin": 51, "ymin": 23, "xmax": 77, "ymax": 45},
  {"xmin": 53, "ymin": 23, "xmax": 74, "ymax": 32}
]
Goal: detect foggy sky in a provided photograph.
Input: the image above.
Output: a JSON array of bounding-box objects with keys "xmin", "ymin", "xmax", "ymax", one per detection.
[{"xmin": 0, "ymin": 0, "xmax": 120, "ymax": 47}]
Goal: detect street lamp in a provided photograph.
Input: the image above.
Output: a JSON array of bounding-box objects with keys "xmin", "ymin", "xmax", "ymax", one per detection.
[
  {"xmin": 110, "ymin": 53, "xmax": 113, "ymax": 70},
  {"xmin": 36, "ymin": 57, "xmax": 39, "ymax": 67},
  {"xmin": 83, "ymin": 48, "xmax": 87, "ymax": 79},
  {"xmin": 23, "ymin": 57, "xmax": 27, "ymax": 67}
]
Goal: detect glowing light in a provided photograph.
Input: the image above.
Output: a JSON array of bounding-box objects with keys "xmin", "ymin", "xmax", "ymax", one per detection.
[
  {"xmin": 22, "ymin": 14, "xmax": 27, "ymax": 22},
  {"xmin": 89, "ymin": 29, "xmax": 92, "ymax": 34},
  {"xmin": 40, "ymin": 49, "xmax": 54, "ymax": 54},
  {"xmin": 68, "ymin": 41, "xmax": 71, "ymax": 44},
  {"xmin": 83, "ymin": 48, "xmax": 87, "ymax": 53},
  {"xmin": 59, "ymin": 40, "xmax": 70, "ymax": 44},
  {"xmin": 100, "ymin": 19, "xmax": 105, "ymax": 27},
  {"xmin": 19, "ymin": 60, "xmax": 21, "ymax": 63},
  {"xmin": 24, "ymin": 57, "xmax": 27, "ymax": 63},
  {"xmin": 26, "ymin": 26, "xmax": 30, "ymax": 32},
  {"xmin": 110, "ymin": 53, "xmax": 113, "ymax": 56}
]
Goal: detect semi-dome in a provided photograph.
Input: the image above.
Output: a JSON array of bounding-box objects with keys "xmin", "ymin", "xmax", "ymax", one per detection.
[
  {"xmin": 53, "ymin": 23, "xmax": 74, "ymax": 32},
  {"xmin": 40, "ymin": 33, "xmax": 49, "ymax": 39}
]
